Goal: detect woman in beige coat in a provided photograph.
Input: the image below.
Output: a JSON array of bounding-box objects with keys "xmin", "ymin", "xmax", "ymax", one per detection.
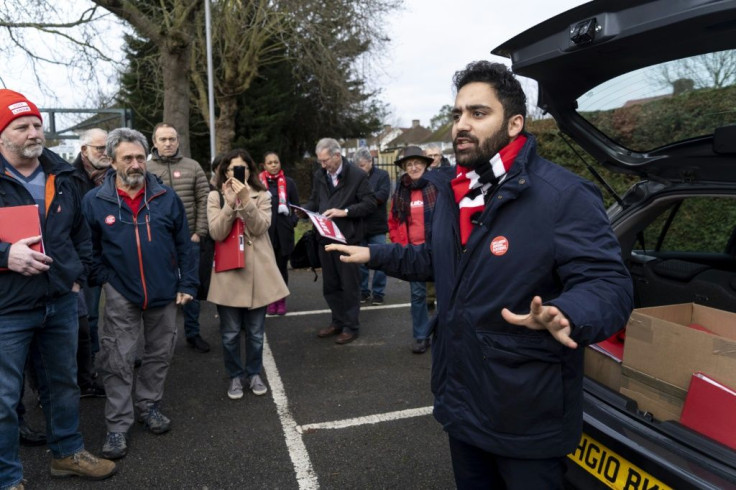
[{"xmin": 207, "ymin": 148, "xmax": 289, "ymax": 400}]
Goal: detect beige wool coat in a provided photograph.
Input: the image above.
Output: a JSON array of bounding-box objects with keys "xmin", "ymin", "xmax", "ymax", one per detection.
[{"xmin": 206, "ymin": 188, "xmax": 289, "ymax": 308}]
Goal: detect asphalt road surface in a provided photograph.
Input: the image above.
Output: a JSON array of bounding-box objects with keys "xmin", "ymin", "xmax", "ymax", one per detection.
[{"xmin": 19, "ymin": 268, "xmax": 456, "ymax": 489}]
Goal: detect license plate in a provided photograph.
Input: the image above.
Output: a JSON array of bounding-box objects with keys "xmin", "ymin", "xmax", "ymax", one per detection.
[{"xmin": 568, "ymin": 433, "xmax": 673, "ymax": 490}]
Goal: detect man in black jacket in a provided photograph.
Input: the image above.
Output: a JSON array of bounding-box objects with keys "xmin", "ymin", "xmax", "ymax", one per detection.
[
  {"xmin": 72, "ymin": 128, "xmax": 110, "ymax": 399},
  {"xmin": 303, "ymin": 138, "xmax": 376, "ymax": 344},
  {"xmin": 354, "ymin": 147, "xmax": 390, "ymax": 306},
  {"xmin": 0, "ymin": 89, "xmax": 116, "ymax": 488}
]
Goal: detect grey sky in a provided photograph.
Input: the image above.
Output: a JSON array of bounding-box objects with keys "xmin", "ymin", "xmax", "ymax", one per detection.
[
  {"xmin": 379, "ymin": 0, "xmax": 588, "ymax": 127},
  {"xmin": 4, "ymin": 0, "xmax": 588, "ymax": 130}
]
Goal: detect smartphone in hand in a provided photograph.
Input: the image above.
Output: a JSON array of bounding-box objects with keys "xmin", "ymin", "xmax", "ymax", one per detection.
[{"xmin": 233, "ymin": 166, "xmax": 246, "ymax": 183}]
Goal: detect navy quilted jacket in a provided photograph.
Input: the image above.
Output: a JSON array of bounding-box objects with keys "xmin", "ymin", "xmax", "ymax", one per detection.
[{"xmin": 369, "ymin": 134, "xmax": 633, "ymax": 458}]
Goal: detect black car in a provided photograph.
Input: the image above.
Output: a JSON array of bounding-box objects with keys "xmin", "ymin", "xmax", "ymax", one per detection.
[{"xmin": 494, "ymin": 1, "xmax": 736, "ymax": 488}]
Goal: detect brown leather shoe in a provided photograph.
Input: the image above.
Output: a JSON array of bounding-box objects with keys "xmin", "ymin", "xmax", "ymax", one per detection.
[
  {"xmin": 317, "ymin": 325, "xmax": 339, "ymax": 338},
  {"xmin": 335, "ymin": 331, "xmax": 358, "ymax": 345}
]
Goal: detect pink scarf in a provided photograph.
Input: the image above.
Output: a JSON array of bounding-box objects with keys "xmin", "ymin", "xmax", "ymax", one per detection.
[
  {"xmin": 259, "ymin": 170, "xmax": 289, "ymax": 215},
  {"xmin": 451, "ymin": 135, "xmax": 527, "ymax": 246}
]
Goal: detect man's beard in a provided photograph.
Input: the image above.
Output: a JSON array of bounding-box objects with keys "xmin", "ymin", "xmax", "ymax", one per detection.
[
  {"xmin": 88, "ymin": 153, "xmax": 111, "ymax": 169},
  {"xmin": 1, "ymin": 136, "xmax": 44, "ymax": 160},
  {"xmin": 453, "ymin": 126, "xmax": 511, "ymax": 170},
  {"xmin": 120, "ymin": 170, "xmax": 145, "ymax": 188}
]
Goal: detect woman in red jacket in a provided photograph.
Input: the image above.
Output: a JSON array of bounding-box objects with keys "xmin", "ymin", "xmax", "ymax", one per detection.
[{"xmin": 388, "ymin": 146, "xmax": 437, "ymax": 354}]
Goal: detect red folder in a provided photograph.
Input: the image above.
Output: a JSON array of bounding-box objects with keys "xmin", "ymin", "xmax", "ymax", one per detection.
[
  {"xmin": 680, "ymin": 372, "xmax": 736, "ymax": 450},
  {"xmin": 213, "ymin": 218, "xmax": 245, "ymax": 272},
  {"xmin": 591, "ymin": 329, "xmax": 625, "ymax": 362},
  {"xmin": 0, "ymin": 204, "xmax": 44, "ymax": 272}
]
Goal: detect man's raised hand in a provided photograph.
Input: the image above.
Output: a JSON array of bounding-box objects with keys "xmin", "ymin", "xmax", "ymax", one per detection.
[{"xmin": 501, "ymin": 296, "xmax": 578, "ymax": 349}]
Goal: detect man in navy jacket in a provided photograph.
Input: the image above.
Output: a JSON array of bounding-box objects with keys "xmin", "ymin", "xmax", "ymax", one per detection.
[
  {"xmin": 326, "ymin": 62, "xmax": 633, "ymax": 488},
  {"xmin": 83, "ymin": 128, "xmax": 197, "ymax": 461},
  {"xmin": 354, "ymin": 147, "xmax": 390, "ymax": 306}
]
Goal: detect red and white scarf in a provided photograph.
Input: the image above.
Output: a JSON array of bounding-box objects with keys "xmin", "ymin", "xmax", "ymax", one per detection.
[
  {"xmin": 259, "ymin": 170, "xmax": 289, "ymax": 215},
  {"xmin": 451, "ymin": 135, "xmax": 527, "ymax": 246}
]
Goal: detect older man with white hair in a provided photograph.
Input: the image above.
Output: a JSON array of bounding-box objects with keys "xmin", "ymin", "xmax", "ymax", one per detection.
[{"xmin": 72, "ymin": 128, "xmax": 111, "ymax": 399}]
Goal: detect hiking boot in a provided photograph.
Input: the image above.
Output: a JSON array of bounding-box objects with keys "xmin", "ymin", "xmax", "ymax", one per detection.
[
  {"xmin": 186, "ymin": 334, "xmax": 211, "ymax": 353},
  {"xmin": 228, "ymin": 377, "xmax": 244, "ymax": 400},
  {"xmin": 51, "ymin": 449, "xmax": 117, "ymax": 479},
  {"xmin": 101, "ymin": 432, "xmax": 127, "ymax": 460},
  {"xmin": 249, "ymin": 374, "xmax": 268, "ymax": 396},
  {"xmin": 139, "ymin": 403, "xmax": 171, "ymax": 434}
]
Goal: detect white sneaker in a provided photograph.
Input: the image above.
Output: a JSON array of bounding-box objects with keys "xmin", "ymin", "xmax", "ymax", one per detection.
[
  {"xmin": 227, "ymin": 377, "xmax": 243, "ymax": 399},
  {"xmin": 249, "ymin": 374, "xmax": 268, "ymax": 396}
]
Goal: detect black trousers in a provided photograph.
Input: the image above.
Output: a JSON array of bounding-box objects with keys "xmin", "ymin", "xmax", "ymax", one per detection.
[
  {"xmin": 449, "ymin": 436, "xmax": 566, "ymax": 490},
  {"xmin": 77, "ymin": 315, "xmax": 95, "ymax": 389},
  {"xmin": 318, "ymin": 246, "xmax": 361, "ymax": 333}
]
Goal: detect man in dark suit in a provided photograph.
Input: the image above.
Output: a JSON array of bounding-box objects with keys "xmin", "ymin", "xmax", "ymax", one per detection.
[{"xmin": 302, "ymin": 138, "xmax": 376, "ymax": 344}]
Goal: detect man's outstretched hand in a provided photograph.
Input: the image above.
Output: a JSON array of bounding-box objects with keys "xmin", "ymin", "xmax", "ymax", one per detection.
[
  {"xmin": 324, "ymin": 244, "xmax": 370, "ymax": 264},
  {"xmin": 501, "ymin": 296, "xmax": 578, "ymax": 349}
]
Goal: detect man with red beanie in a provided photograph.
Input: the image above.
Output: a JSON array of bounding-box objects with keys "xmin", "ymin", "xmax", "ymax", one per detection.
[{"xmin": 0, "ymin": 89, "xmax": 116, "ymax": 489}]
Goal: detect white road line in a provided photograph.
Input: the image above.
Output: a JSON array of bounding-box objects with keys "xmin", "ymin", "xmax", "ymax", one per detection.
[
  {"xmin": 297, "ymin": 406, "xmax": 434, "ymax": 433},
  {"xmin": 269, "ymin": 303, "xmax": 410, "ymax": 317},
  {"xmin": 263, "ymin": 303, "xmax": 424, "ymax": 489},
  {"xmin": 262, "ymin": 334, "xmax": 319, "ymax": 490}
]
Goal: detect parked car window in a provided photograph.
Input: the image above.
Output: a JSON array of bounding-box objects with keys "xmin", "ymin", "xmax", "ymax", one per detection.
[
  {"xmin": 576, "ymin": 49, "xmax": 736, "ymax": 152},
  {"xmin": 640, "ymin": 196, "xmax": 736, "ymax": 254}
]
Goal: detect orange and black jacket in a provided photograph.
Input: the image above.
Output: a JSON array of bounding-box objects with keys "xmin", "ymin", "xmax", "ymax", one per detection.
[{"xmin": 0, "ymin": 148, "xmax": 91, "ymax": 314}]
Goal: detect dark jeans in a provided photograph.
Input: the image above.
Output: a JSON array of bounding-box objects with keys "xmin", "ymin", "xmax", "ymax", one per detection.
[
  {"xmin": 216, "ymin": 305, "xmax": 266, "ymax": 379},
  {"xmin": 0, "ymin": 293, "xmax": 84, "ymax": 488},
  {"xmin": 318, "ymin": 245, "xmax": 361, "ymax": 334},
  {"xmin": 360, "ymin": 233, "xmax": 387, "ymax": 299},
  {"xmin": 449, "ymin": 436, "xmax": 565, "ymax": 490}
]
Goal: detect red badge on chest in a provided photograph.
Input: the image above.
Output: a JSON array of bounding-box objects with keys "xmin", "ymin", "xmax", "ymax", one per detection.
[{"xmin": 490, "ymin": 236, "xmax": 509, "ymax": 256}]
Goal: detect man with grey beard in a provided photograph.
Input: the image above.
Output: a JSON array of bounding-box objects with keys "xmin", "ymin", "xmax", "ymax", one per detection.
[
  {"xmin": 72, "ymin": 128, "xmax": 111, "ymax": 399},
  {"xmin": 82, "ymin": 128, "xmax": 197, "ymax": 460},
  {"xmin": 0, "ymin": 89, "xmax": 117, "ymax": 489}
]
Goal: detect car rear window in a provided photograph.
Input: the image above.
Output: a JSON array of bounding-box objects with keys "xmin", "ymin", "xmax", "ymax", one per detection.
[
  {"xmin": 641, "ymin": 196, "xmax": 736, "ymax": 254},
  {"xmin": 576, "ymin": 49, "xmax": 736, "ymax": 152}
]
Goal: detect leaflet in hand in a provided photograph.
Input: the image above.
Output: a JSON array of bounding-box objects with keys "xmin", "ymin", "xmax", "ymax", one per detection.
[{"xmin": 290, "ymin": 205, "xmax": 346, "ymax": 243}]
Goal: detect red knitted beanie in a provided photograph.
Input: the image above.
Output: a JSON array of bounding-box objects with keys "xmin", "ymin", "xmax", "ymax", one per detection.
[{"xmin": 0, "ymin": 89, "xmax": 42, "ymax": 135}]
